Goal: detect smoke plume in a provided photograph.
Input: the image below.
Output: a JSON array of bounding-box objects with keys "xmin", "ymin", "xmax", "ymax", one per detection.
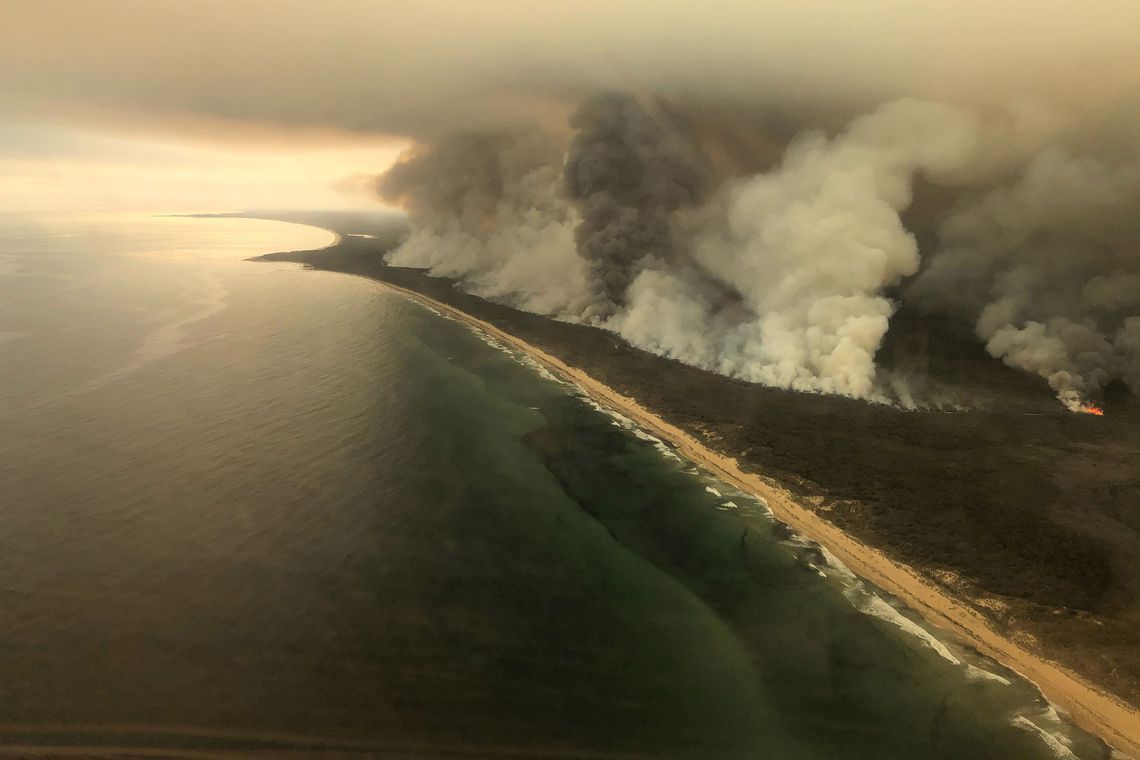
[
  {"xmin": 911, "ymin": 149, "xmax": 1140, "ymax": 409},
  {"xmin": 2, "ymin": 2, "xmax": 1138, "ymax": 408},
  {"xmin": 626, "ymin": 99, "xmax": 984, "ymax": 398},
  {"xmin": 378, "ymin": 129, "xmax": 589, "ymax": 317},
  {"xmin": 378, "ymin": 95, "xmax": 1140, "ymax": 408},
  {"xmin": 563, "ymin": 93, "xmax": 708, "ymax": 319}
]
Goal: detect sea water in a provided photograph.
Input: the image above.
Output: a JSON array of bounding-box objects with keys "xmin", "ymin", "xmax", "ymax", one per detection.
[{"xmin": 0, "ymin": 213, "xmax": 1114, "ymax": 758}]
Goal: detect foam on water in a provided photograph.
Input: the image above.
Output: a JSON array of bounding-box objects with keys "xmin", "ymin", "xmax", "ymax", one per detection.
[
  {"xmin": 817, "ymin": 546, "xmax": 860, "ymax": 585},
  {"xmin": 1012, "ymin": 716, "xmax": 1081, "ymax": 760},
  {"xmin": 0, "ymin": 212, "xmax": 1117, "ymax": 759},
  {"xmin": 966, "ymin": 664, "xmax": 1014, "ymax": 686},
  {"xmin": 558, "ymin": 361, "xmax": 1005, "ymax": 679},
  {"xmin": 855, "ymin": 593, "xmax": 962, "ymax": 665},
  {"xmin": 432, "ymin": 308, "xmax": 565, "ymax": 386},
  {"xmin": 467, "ymin": 317, "xmax": 1088, "ymax": 746}
]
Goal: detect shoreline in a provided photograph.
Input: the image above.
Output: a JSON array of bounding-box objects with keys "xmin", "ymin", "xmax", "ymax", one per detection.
[{"xmin": 369, "ymin": 276, "xmax": 1140, "ymax": 757}]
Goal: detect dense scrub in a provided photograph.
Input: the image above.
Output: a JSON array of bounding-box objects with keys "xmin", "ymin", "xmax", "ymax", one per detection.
[{"xmin": 255, "ymin": 215, "xmax": 1140, "ymax": 707}]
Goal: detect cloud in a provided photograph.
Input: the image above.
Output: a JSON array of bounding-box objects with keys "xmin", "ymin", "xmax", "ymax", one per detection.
[
  {"xmin": 3, "ymin": 0, "xmax": 1138, "ymax": 141},
  {"xmin": 5, "ymin": 0, "xmax": 1138, "ymax": 405}
]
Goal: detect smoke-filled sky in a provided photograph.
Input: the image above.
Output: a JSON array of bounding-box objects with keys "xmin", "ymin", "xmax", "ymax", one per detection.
[
  {"xmin": 4, "ymin": 0, "xmax": 1139, "ymax": 407},
  {"xmin": 4, "ymin": 0, "xmax": 1138, "ymax": 132},
  {"xmin": 4, "ymin": 0, "xmax": 1137, "ymax": 210}
]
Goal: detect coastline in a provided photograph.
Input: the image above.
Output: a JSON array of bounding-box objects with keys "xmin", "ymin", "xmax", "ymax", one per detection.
[{"xmin": 370, "ymin": 277, "xmax": 1140, "ymax": 758}]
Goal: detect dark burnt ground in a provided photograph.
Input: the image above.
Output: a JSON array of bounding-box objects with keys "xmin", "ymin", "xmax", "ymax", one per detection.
[{"xmin": 251, "ymin": 211, "xmax": 1140, "ymax": 709}]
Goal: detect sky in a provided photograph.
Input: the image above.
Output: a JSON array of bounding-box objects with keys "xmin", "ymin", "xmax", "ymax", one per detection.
[
  {"xmin": 2, "ymin": 0, "xmax": 1138, "ymax": 406},
  {"xmin": 0, "ymin": 119, "xmax": 407, "ymax": 213},
  {"xmin": 2, "ymin": 0, "xmax": 1137, "ymax": 214}
]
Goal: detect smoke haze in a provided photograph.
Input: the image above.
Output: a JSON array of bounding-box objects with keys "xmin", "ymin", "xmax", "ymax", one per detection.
[
  {"xmin": 5, "ymin": 0, "xmax": 1138, "ymax": 406},
  {"xmin": 375, "ymin": 93, "xmax": 1138, "ymax": 407},
  {"xmin": 910, "ymin": 149, "xmax": 1140, "ymax": 409}
]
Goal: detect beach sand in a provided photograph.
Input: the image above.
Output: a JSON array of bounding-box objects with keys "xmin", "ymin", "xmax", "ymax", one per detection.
[{"xmin": 377, "ymin": 279, "xmax": 1140, "ymax": 758}]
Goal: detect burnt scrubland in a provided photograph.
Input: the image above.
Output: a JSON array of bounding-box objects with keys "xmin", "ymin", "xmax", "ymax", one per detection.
[{"xmin": 252, "ymin": 212, "xmax": 1140, "ymax": 709}]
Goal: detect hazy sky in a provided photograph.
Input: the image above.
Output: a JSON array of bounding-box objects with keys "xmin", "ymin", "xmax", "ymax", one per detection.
[
  {"xmin": 2, "ymin": 0, "xmax": 1138, "ymax": 212},
  {"xmin": 0, "ymin": 119, "xmax": 406, "ymax": 213}
]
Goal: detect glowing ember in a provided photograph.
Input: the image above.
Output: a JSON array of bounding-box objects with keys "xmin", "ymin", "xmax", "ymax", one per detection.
[{"xmin": 1082, "ymin": 404, "xmax": 1105, "ymax": 416}]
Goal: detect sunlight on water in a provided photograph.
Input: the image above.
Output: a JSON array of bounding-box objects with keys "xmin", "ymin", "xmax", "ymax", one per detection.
[
  {"xmin": 0, "ymin": 213, "xmax": 1117, "ymax": 759},
  {"xmin": 70, "ymin": 213, "xmax": 337, "ymax": 261}
]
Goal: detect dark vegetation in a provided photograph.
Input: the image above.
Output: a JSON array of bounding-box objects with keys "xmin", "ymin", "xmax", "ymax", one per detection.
[{"xmin": 250, "ymin": 210, "xmax": 1140, "ymax": 708}]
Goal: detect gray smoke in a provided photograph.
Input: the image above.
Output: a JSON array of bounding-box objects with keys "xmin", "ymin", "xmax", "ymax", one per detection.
[
  {"xmin": 616, "ymin": 99, "xmax": 985, "ymax": 398},
  {"xmin": 377, "ymin": 93, "xmax": 1139, "ymax": 410},
  {"xmin": 563, "ymin": 93, "xmax": 708, "ymax": 319},
  {"xmin": 3, "ymin": 1, "xmax": 1137, "ymax": 410},
  {"xmin": 1119, "ymin": 318, "xmax": 1140, "ymax": 393},
  {"xmin": 378, "ymin": 128, "xmax": 590, "ymax": 316},
  {"xmin": 912, "ymin": 148, "xmax": 1140, "ymax": 410}
]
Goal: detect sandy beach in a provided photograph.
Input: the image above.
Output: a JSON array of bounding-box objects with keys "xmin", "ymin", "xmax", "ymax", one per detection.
[{"xmin": 374, "ymin": 278, "xmax": 1140, "ymax": 758}]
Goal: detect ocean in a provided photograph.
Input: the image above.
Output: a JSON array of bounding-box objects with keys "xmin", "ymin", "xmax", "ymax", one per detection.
[{"xmin": 0, "ymin": 213, "xmax": 1112, "ymax": 758}]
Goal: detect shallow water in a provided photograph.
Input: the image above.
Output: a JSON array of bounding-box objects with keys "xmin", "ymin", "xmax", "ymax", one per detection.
[{"xmin": 0, "ymin": 213, "xmax": 1112, "ymax": 757}]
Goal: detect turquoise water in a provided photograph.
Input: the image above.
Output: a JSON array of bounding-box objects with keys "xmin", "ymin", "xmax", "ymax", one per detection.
[{"xmin": 0, "ymin": 213, "xmax": 1112, "ymax": 757}]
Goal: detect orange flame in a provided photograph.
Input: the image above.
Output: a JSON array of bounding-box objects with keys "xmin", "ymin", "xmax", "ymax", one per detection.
[{"xmin": 1082, "ymin": 404, "xmax": 1105, "ymax": 416}]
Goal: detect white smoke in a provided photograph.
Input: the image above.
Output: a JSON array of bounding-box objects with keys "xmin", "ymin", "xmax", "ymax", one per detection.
[
  {"xmin": 913, "ymin": 148, "xmax": 1140, "ymax": 408},
  {"xmin": 378, "ymin": 96, "xmax": 1138, "ymax": 409},
  {"xmin": 613, "ymin": 100, "xmax": 984, "ymax": 398},
  {"xmin": 380, "ymin": 129, "xmax": 591, "ymax": 317}
]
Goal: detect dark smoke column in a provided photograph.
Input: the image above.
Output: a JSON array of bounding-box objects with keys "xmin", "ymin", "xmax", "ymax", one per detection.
[{"xmin": 563, "ymin": 92, "xmax": 705, "ymax": 319}]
